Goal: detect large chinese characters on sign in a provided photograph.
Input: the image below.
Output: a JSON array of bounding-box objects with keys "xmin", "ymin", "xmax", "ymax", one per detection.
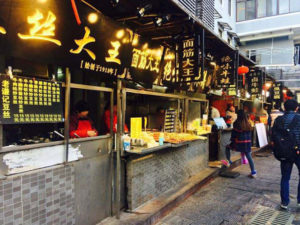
[
  {"xmin": 215, "ymin": 55, "xmax": 235, "ymax": 88},
  {"xmin": 0, "ymin": 0, "xmax": 163, "ymax": 84},
  {"xmin": 248, "ymin": 70, "xmax": 262, "ymax": 97},
  {"xmin": 272, "ymin": 82, "xmax": 283, "ymax": 103}
]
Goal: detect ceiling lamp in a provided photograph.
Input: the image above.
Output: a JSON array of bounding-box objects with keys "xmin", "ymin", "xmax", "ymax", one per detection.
[
  {"xmin": 88, "ymin": 13, "xmax": 98, "ymax": 24},
  {"xmin": 137, "ymin": 4, "xmax": 152, "ymax": 17},
  {"xmin": 110, "ymin": 0, "xmax": 119, "ymax": 7},
  {"xmin": 154, "ymin": 15, "xmax": 171, "ymax": 27}
]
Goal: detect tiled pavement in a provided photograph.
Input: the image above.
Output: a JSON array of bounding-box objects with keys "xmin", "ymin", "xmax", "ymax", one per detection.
[{"xmin": 157, "ymin": 152, "xmax": 300, "ymax": 225}]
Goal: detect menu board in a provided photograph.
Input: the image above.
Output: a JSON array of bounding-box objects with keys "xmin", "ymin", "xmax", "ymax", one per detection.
[
  {"xmin": 216, "ymin": 55, "xmax": 235, "ymax": 88},
  {"xmin": 273, "ymin": 82, "xmax": 283, "ymax": 102},
  {"xmin": 248, "ymin": 70, "xmax": 262, "ymax": 96},
  {"xmin": 0, "ymin": 76, "xmax": 63, "ymax": 124},
  {"xmin": 164, "ymin": 109, "xmax": 177, "ymax": 133}
]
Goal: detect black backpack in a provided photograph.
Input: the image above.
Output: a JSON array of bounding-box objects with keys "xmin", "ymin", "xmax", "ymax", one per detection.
[{"xmin": 272, "ymin": 115, "xmax": 299, "ymax": 161}]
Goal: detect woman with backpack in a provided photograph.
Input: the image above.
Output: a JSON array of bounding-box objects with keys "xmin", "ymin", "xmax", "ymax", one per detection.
[{"xmin": 224, "ymin": 110, "xmax": 257, "ymax": 178}]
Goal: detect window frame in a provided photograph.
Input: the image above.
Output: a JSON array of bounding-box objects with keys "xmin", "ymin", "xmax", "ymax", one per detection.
[
  {"xmin": 228, "ymin": 0, "xmax": 232, "ymax": 16},
  {"xmin": 236, "ymin": 0, "xmax": 300, "ymax": 22}
]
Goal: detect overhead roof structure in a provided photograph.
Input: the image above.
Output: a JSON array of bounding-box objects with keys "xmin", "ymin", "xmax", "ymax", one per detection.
[{"xmin": 82, "ymin": 0, "xmax": 254, "ymax": 65}]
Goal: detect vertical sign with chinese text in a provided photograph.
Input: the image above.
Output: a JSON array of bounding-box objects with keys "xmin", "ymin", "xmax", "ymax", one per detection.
[
  {"xmin": 178, "ymin": 36, "xmax": 201, "ymax": 83},
  {"xmin": 273, "ymin": 82, "xmax": 283, "ymax": 103},
  {"xmin": 216, "ymin": 55, "xmax": 235, "ymax": 88},
  {"xmin": 248, "ymin": 70, "xmax": 262, "ymax": 97}
]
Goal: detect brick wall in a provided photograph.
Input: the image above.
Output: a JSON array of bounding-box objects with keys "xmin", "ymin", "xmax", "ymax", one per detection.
[
  {"xmin": 0, "ymin": 166, "xmax": 75, "ymax": 225},
  {"xmin": 127, "ymin": 140, "xmax": 208, "ymax": 210}
]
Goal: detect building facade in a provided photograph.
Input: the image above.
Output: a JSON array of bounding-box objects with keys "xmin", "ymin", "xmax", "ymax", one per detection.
[
  {"xmin": 214, "ymin": 0, "xmax": 238, "ymax": 47},
  {"xmin": 235, "ymin": 0, "xmax": 300, "ymax": 91}
]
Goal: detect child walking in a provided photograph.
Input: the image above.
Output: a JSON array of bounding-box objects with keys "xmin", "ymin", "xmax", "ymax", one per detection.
[{"xmin": 224, "ymin": 110, "xmax": 257, "ymax": 178}]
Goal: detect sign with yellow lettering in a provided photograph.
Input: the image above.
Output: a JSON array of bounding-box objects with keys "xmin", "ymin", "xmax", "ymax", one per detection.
[
  {"xmin": 130, "ymin": 117, "xmax": 142, "ymax": 139},
  {"xmin": 0, "ymin": 76, "xmax": 63, "ymax": 124}
]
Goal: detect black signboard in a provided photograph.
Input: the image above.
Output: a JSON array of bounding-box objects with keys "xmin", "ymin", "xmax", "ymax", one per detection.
[
  {"xmin": 178, "ymin": 36, "xmax": 202, "ymax": 83},
  {"xmin": 216, "ymin": 55, "xmax": 235, "ymax": 88},
  {"xmin": 273, "ymin": 82, "xmax": 283, "ymax": 102},
  {"xmin": 0, "ymin": 76, "xmax": 63, "ymax": 124},
  {"xmin": 0, "ymin": 0, "xmax": 163, "ymax": 84},
  {"xmin": 248, "ymin": 70, "xmax": 262, "ymax": 97}
]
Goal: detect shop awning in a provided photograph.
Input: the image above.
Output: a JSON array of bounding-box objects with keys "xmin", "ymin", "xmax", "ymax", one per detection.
[
  {"xmin": 218, "ymin": 21, "xmax": 232, "ymax": 31},
  {"xmin": 214, "ymin": 9, "xmax": 222, "ymax": 19},
  {"xmin": 227, "ymin": 31, "xmax": 239, "ymax": 38}
]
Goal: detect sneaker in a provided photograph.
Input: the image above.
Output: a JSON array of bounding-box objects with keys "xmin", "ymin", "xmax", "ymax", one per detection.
[
  {"xmin": 280, "ymin": 204, "xmax": 288, "ymax": 210},
  {"xmin": 221, "ymin": 160, "xmax": 230, "ymax": 167},
  {"xmin": 248, "ymin": 171, "xmax": 257, "ymax": 178}
]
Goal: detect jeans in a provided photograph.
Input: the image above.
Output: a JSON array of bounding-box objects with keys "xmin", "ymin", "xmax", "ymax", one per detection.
[
  {"xmin": 280, "ymin": 158, "xmax": 300, "ymax": 205},
  {"xmin": 225, "ymin": 147, "xmax": 256, "ymax": 174}
]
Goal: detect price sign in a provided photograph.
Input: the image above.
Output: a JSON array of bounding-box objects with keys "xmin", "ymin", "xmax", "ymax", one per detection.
[
  {"xmin": 164, "ymin": 109, "xmax": 177, "ymax": 133},
  {"xmin": 130, "ymin": 117, "xmax": 142, "ymax": 139},
  {"xmin": 0, "ymin": 76, "xmax": 63, "ymax": 124}
]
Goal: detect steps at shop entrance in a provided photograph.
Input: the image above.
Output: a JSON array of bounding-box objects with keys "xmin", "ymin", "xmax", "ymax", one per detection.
[{"xmin": 98, "ymin": 147, "xmax": 265, "ymax": 225}]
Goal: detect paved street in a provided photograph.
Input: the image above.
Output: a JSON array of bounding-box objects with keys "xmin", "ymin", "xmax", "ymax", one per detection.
[{"xmin": 157, "ymin": 151, "xmax": 300, "ymax": 225}]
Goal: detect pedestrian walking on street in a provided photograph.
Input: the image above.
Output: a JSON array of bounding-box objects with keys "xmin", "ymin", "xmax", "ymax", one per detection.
[
  {"xmin": 270, "ymin": 103, "xmax": 284, "ymax": 128},
  {"xmin": 225, "ymin": 110, "xmax": 257, "ymax": 178},
  {"xmin": 272, "ymin": 99, "xmax": 300, "ymax": 210}
]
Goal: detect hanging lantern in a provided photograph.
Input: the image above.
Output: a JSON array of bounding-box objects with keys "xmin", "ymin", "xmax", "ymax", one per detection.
[{"xmin": 238, "ymin": 66, "xmax": 249, "ymax": 86}]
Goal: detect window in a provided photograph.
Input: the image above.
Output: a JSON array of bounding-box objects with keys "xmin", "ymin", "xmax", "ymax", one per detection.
[
  {"xmin": 290, "ymin": 0, "xmax": 300, "ymax": 12},
  {"xmin": 257, "ymin": 0, "xmax": 267, "ymax": 17},
  {"xmin": 237, "ymin": 1, "xmax": 246, "ymax": 21},
  {"xmin": 218, "ymin": 27, "xmax": 223, "ymax": 37},
  {"xmin": 279, "ymin": 0, "xmax": 289, "ymax": 14},
  {"xmin": 246, "ymin": 0, "xmax": 256, "ymax": 20},
  {"xmin": 295, "ymin": 45, "xmax": 300, "ymax": 65},
  {"xmin": 237, "ymin": 0, "xmax": 300, "ymax": 21},
  {"xmin": 228, "ymin": 37, "xmax": 232, "ymax": 45},
  {"xmin": 228, "ymin": 0, "xmax": 232, "ymax": 16},
  {"xmin": 266, "ymin": 0, "xmax": 277, "ymax": 16}
]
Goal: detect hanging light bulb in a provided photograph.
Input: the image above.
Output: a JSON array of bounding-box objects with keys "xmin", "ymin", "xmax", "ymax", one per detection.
[
  {"xmin": 137, "ymin": 4, "xmax": 152, "ymax": 17},
  {"xmin": 153, "ymin": 14, "xmax": 171, "ymax": 27}
]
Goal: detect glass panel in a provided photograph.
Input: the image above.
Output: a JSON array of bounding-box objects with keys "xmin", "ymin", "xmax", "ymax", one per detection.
[
  {"xmin": 266, "ymin": 0, "xmax": 277, "ymax": 16},
  {"xmin": 290, "ymin": 0, "xmax": 300, "ymax": 12},
  {"xmin": 279, "ymin": 0, "xmax": 289, "ymax": 14},
  {"xmin": 246, "ymin": 0, "xmax": 256, "ymax": 20},
  {"xmin": 257, "ymin": 0, "xmax": 267, "ymax": 17},
  {"xmin": 237, "ymin": 2, "xmax": 246, "ymax": 21}
]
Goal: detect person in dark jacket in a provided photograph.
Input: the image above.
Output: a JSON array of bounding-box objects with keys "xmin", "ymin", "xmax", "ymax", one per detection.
[
  {"xmin": 69, "ymin": 100, "xmax": 98, "ymax": 138},
  {"xmin": 272, "ymin": 99, "xmax": 300, "ymax": 210},
  {"xmin": 224, "ymin": 110, "xmax": 256, "ymax": 178}
]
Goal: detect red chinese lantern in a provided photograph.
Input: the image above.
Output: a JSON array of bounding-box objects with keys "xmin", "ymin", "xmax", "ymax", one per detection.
[{"xmin": 238, "ymin": 66, "xmax": 249, "ymax": 86}]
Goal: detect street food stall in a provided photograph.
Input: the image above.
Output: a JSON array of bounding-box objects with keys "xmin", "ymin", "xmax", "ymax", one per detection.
[
  {"xmin": 118, "ymin": 87, "xmax": 209, "ymax": 209},
  {"xmin": 0, "ymin": 1, "xmax": 120, "ymax": 224}
]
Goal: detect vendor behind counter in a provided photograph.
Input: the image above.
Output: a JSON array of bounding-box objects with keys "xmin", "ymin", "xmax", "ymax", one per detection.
[{"xmin": 69, "ymin": 100, "xmax": 98, "ymax": 138}]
